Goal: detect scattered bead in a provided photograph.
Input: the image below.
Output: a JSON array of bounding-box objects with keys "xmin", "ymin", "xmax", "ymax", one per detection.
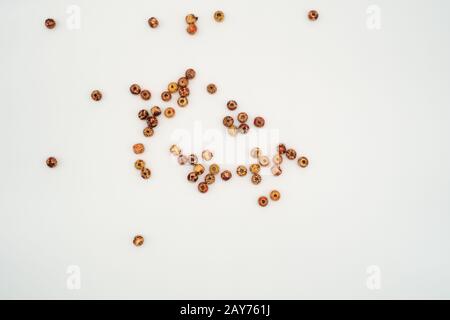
[
  {"xmin": 221, "ymin": 170, "xmax": 232, "ymax": 181},
  {"xmin": 133, "ymin": 143, "xmax": 145, "ymax": 154},
  {"xmin": 278, "ymin": 143, "xmax": 287, "ymax": 154},
  {"xmin": 140, "ymin": 89, "xmax": 151, "ymax": 100},
  {"xmin": 130, "ymin": 84, "xmax": 141, "ymax": 95},
  {"xmin": 209, "ymin": 164, "xmax": 220, "ymax": 175},
  {"xmin": 187, "ymin": 23, "xmax": 198, "ymax": 35},
  {"xmin": 251, "ymin": 147, "xmax": 262, "ymax": 159},
  {"xmin": 138, "ymin": 109, "xmax": 149, "ymax": 120},
  {"xmin": 193, "ymin": 164, "xmax": 205, "ymax": 175},
  {"xmin": 238, "ymin": 123, "xmax": 250, "ymax": 134},
  {"xmin": 227, "ymin": 125, "xmax": 238, "ymax": 136},
  {"xmin": 213, "ymin": 11, "xmax": 225, "ymax": 22},
  {"xmin": 251, "ymin": 173, "xmax": 262, "ymax": 185},
  {"xmin": 273, "ymin": 154, "xmax": 283, "ymax": 165},
  {"xmin": 253, "ymin": 116, "xmax": 265, "ymax": 128},
  {"xmin": 205, "ymin": 173, "xmax": 215, "ymax": 184},
  {"xmin": 135, "ymin": 159, "xmax": 145, "ymax": 170},
  {"xmin": 185, "ymin": 14, "xmax": 198, "ymax": 24},
  {"xmin": 45, "ymin": 18, "xmax": 56, "ymax": 29},
  {"xmin": 270, "ymin": 190, "xmax": 281, "ymax": 201},
  {"xmin": 227, "ymin": 100, "xmax": 238, "ymax": 111},
  {"xmin": 164, "ymin": 107, "xmax": 175, "ymax": 118},
  {"xmin": 298, "ymin": 156, "xmax": 309, "ymax": 168},
  {"xmin": 91, "ymin": 90, "xmax": 102, "ymax": 101},
  {"xmin": 141, "ymin": 168, "xmax": 151, "ymax": 179},
  {"xmin": 150, "ymin": 106, "xmax": 162, "ymax": 116},
  {"xmin": 179, "ymin": 86, "xmax": 190, "ymax": 97},
  {"xmin": 236, "ymin": 165, "xmax": 248, "ymax": 177},
  {"xmin": 178, "ymin": 155, "xmax": 188, "ymax": 165},
  {"xmin": 249, "ymin": 163, "xmax": 261, "ymax": 174},
  {"xmin": 143, "ymin": 127, "xmax": 154, "ymax": 137},
  {"xmin": 133, "ymin": 235, "xmax": 144, "ymax": 246},
  {"xmin": 178, "ymin": 77, "xmax": 189, "ymax": 87},
  {"xmin": 258, "ymin": 155, "xmax": 270, "ymax": 167},
  {"xmin": 148, "ymin": 17, "xmax": 159, "ymax": 28},
  {"xmin": 258, "ymin": 196, "xmax": 268, "ymax": 207},
  {"xmin": 237, "ymin": 112, "xmax": 248, "ymax": 123},
  {"xmin": 147, "ymin": 116, "xmax": 158, "ymax": 128},
  {"xmin": 185, "ymin": 68, "xmax": 196, "ymax": 79},
  {"xmin": 286, "ymin": 149, "xmax": 297, "ymax": 160},
  {"xmin": 198, "ymin": 182, "xmax": 209, "ymax": 193},
  {"xmin": 223, "ymin": 116, "xmax": 234, "ymax": 128},
  {"xmin": 207, "ymin": 84, "xmax": 217, "ymax": 94},
  {"xmin": 168, "ymin": 82, "xmax": 178, "ymax": 93},
  {"xmin": 271, "ymin": 165, "xmax": 282, "ymax": 176},
  {"xmin": 46, "ymin": 157, "xmax": 57, "ymax": 168},
  {"xmin": 187, "ymin": 172, "xmax": 199, "ymax": 182},
  {"xmin": 161, "ymin": 91, "xmax": 171, "ymax": 101},
  {"xmin": 202, "ymin": 150, "xmax": 213, "ymax": 161},
  {"xmin": 308, "ymin": 10, "xmax": 319, "ymax": 21},
  {"xmin": 177, "ymin": 97, "xmax": 188, "ymax": 107},
  {"xmin": 189, "ymin": 154, "xmax": 198, "ymax": 165},
  {"xmin": 170, "ymin": 144, "xmax": 181, "ymax": 156}
]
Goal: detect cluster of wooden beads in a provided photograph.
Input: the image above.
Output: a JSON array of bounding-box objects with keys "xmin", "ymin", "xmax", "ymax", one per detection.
[
  {"xmin": 163, "ymin": 68, "xmax": 196, "ymax": 108},
  {"xmin": 133, "ymin": 144, "xmax": 151, "ymax": 179},
  {"xmin": 130, "ymin": 83, "xmax": 151, "ymax": 101},
  {"xmin": 258, "ymin": 190, "xmax": 281, "ymax": 207},
  {"xmin": 223, "ymin": 100, "xmax": 265, "ymax": 136}
]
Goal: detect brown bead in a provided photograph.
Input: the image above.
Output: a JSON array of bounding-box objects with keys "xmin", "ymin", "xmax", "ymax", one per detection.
[
  {"xmin": 187, "ymin": 172, "xmax": 199, "ymax": 182},
  {"xmin": 237, "ymin": 112, "xmax": 248, "ymax": 123},
  {"xmin": 202, "ymin": 150, "xmax": 213, "ymax": 161},
  {"xmin": 227, "ymin": 100, "xmax": 238, "ymax": 111},
  {"xmin": 150, "ymin": 106, "xmax": 162, "ymax": 116},
  {"xmin": 278, "ymin": 143, "xmax": 287, "ymax": 154},
  {"xmin": 238, "ymin": 123, "xmax": 250, "ymax": 134},
  {"xmin": 45, "ymin": 18, "xmax": 56, "ymax": 29},
  {"xmin": 185, "ymin": 14, "xmax": 198, "ymax": 24},
  {"xmin": 213, "ymin": 11, "xmax": 225, "ymax": 22},
  {"xmin": 273, "ymin": 154, "xmax": 283, "ymax": 165},
  {"xmin": 270, "ymin": 190, "xmax": 281, "ymax": 201},
  {"xmin": 198, "ymin": 182, "xmax": 209, "ymax": 193},
  {"xmin": 249, "ymin": 163, "xmax": 261, "ymax": 174},
  {"xmin": 134, "ymin": 159, "xmax": 145, "ymax": 170},
  {"xmin": 178, "ymin": 77, "xmax": 189, "ymax": 87},
  {"xmin": 130, "ymin": 84, "xmax": 141, "ymax": 95},
  {"xmin": 133, "ymin": 143, "xmax": 145, "ymax": 154},
  {"xmin": 189, "ymin": 154, "xmax": 198, "ymax": 165},
  {"xmin": 138, "ymin": 109, "xmax": 149, "ymax": 120},
  {"xmin": 236, "ymin": 165, "xmax": 247, "ymax": 177},
  {"xmin": 143, "ymin": 127, "xmax": 154, "ymax": 137},
  {"xmin": 168, "ymin": 82, "xmax": 178, "ymax": 93},
  {"xmin": 161, "ymin": 91, "xmax": 171, "ymax": 101},
  {"xmin": 205, "ymin": 173, "xmax": 216, "ymax": 184},
  {"xmin": 251, "ymin": 147, "xmax": 262, "ymax": 159},
  {"xmin": 178, "ymin": 155, "xmax": 188, "ymax": 165},
  {"xmin": 227, "ymin": 125, "xmax": 238, "ymax": 136},
  {"xmin": 141, "ymin": 168, "xmax": 151, "ymax": 179},
  {"xmin": 258, "ymin": 155, "xmax": 270, "ymax": 167},
  {"xmin": 177, "ymin": 97, "xmax": 188, "ymax": 107},
  {"xmin": 286, "ymin": 149, "xmax": 297, "ymax": 160},
  {"xmin": 46, "ymin": 157, "xmax": 57, "ymax": 168},
  {"xmin": 253, "ymin": 116, "xmax": 265, "ymax": 128},
  {"xmin": 185, "ymin": 68, "xmax": 196, "ymax": 79},
  {"xmin": 187, "ymin": 23, "xmax": 198, "ymax": 35},
  {"xmin": 308, "ymin": 10, "xmax": 319, "ymax": 21},
  {"xmin": 179, "ymin": 86, "xmax": 190, "ymax": 97},
  {"xmin": 271, "ymin": 165, "xmax": 282, "ymax": 176},
  {"xmin": 298, "ymin": 156, "xmax": 309, "ymax": 168},
  {"xmin": 221, "ymin": 170, "xmax": 232, "ymax": 181},
  {"xmin": 193, "ymin": 164, "xmax": 205, "ymax": 175},
  {"xmin": 133, "ymin": 235, "xmax": 144, "ymax": 246},
  {"xmin": 207, "ymin": 84, "xmax": 217, "ymax": 94},
  {"xmin": 148, "ymin": 17, "xmax": 159, "ymax": 28},
  {"xmin": 258, "ymin": 196, "xmax": 269, "ymax": 207},
  {"xmin": 251, "ymin": 173, "xmax": 262, "ymax": 185},
  {"xmin": 223, "ymin": 116, "xmax": 234, "ymax": 128},
  {"xmin": 91, "ymin": 90, "xmax": 102, "ymax": 101},
  {"xmin": 146, "ymin": 116, "xmax": 158, "ymax": 128},
  {"xmin": 140, "ymin": 89, "xmax": 151, "ymax": 100},
  {"xmin": 209, "ymin": 164, "xmax": 220, "ymax": 175},
  {"xmin": 170, "ymin": 144, "xmax": 182, "ymax": 156},
  {"xmin": 164, "ymin": 107, "xmax": 175, "ymax": 118}
]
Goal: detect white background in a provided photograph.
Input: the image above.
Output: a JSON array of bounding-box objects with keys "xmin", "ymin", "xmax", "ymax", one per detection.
[{"xmin": 1, "ymin": 0, "xmax": 450, "ymax": 299}]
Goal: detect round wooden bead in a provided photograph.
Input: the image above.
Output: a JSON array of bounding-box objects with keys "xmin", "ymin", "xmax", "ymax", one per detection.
[{"xmin": 258, "ymin": 196, "xmax": 268, "ymax": 207}]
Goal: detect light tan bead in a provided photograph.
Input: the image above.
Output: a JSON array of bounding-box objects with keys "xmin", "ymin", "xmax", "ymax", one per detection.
[
  {"xmin": 227, "ymin": 125, "xmax": 238, "ymax": 136},
  {"xmin": 209, "ymin": 164, "xmax": 220, "ymax": 175},
  {"xmin": 170, "ymin": 144, "xmax": 181, "ymax": 156},
  {"xmin": 250, "ymin": 147, "xmax": 261, "ymax": 159},
  {"xmin": 258, "ymin": 155, "xmax": 270, "ymax": 167},
  {"xmin": 271, "ymin": 165, "xmax": 282, "ymax": 176},
  {"xmin": 178, "ymin": 155, "xmax": 188, "ymax": 165},
  {"xmin": 164, "ymin": 107, "xmax": 175, "ymax": 118},
  {"xmin": 168, "ymin": 82, "xmax": 178, "ymax": 93},
  {"xmin": 273, "ymin": 154, "xmax": 283, "ymax": 165},
  {"xmin": 202, "ymin": 150, "xmax": 213, "ymax": 161},
  {"xmin": 193, "ymin": 164, "xmax": 205, "ymax": 175}
]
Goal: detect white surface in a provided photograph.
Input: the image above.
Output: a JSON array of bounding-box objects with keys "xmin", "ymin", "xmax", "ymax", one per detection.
[{"xmin": 1, "ymin": 0, "xmax": 450, "ymax": 299}]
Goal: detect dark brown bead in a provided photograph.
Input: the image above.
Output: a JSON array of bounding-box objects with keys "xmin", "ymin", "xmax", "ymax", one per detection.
[
  {"xmin": 223, "ymin": 116, "xmax": 234, "ymax": 128},
  {"xmin": 161, "ymin": 91, "xmax": 171, "ymax": 101},
  {"xmin": 91, "ymin": 90, "xmax": 102, "ymax": 101},
  {"xmin": 133, "ymin": 235, "xmax": 144, "ymax": 246},
  {"xmin": 198, "ymin": 182, "xmax": 209, "ymax": 193},
  {"xmin": 143, "ymin": 127, "xmax": 154, "ymax": 137},
  {"xmin": 286, "ymin": 149, "xmax": 297, "ymax": 160},
  {"xmin": 189, "ymin": 154, "xmax": 198, "ymax": 165},
  {"xmin": 177, "ymin": 97, "xmax": 188, "ymax": 107},
  {"xmin": 227, "ymin": 100, "xmax": 238, "ymax": 111},
  {"xmin": 45, "ymin": 18, "xmax": 56, "ymax": 29},
  {"xmin": 298, "ymin": 156, "xmax": 309, "ymax": 168},
  {"xmin": 207, "ymin": 84, "xmax": 217, "ymax": 94},
  {"xmin": 237, "ymin": 112, "xmax": 248, "ymax": 123},
  {"xmin": 270, "ymin": 190, "xmax": 281, "ymax": 201},
  {"xmin": 238, "ymin": 123, "xmax": 250, "ymax": 134},
  {"xmin": 140, "ymin": 89, "xmax": 151, "ymax": 100},
  {"xmin": 308, "ymin": 10, "xmax": 319, "ymax": 21},
  {"xmin": 186, "ymin": 23, "xmax": 198, "ymax": 35},
  {"xmin": 185, "ymin": 68, "xmax": 196, "ymax": 79},
  {"xmin": 130, "ymin": 84, "xmax": 141, "ymax": 95},
  {"xmin": 46, "ymin": 157, "xmax": 57, "ymax": 168},
  {"xmin": 148, "ymin": 17, "xmax": 159, "ymax": 28},
  {"xmin": 141, "ymin": 168, "xmax": 151, "ymax": 179},
  {"xmin": 187, "ymin": 172, "xmax": 199, "ymax": 182},
  {"xmin": 258, "ymin": 196, "xmax": 269, "ymax": 207},
  {"xmin": 150, "ymin": 106, "xmax": 162, "ymax": 116},
  {"xmin": 178, "ymin": 77, "xmax": 189, "ymax": 87},
  {"xmin": 146, "ymin": 116, "xmax": 158, "ymax": 128},
  {"xmin": 220, "ymin": 170, "xmax": 232, "ymax": 181},
  {"xmin": 179, "ymin": 86, "xmax": 190, "ymax": 97},
  {"xmin": 204, "ymin": 173, "xmax": 215, "ymax": 185},
  {"xmin": 253, "ymin": 116, "xmax": 265, "ymax": 128},
  {"xmin": 138, "ymin": 109, "xmax": 149, "ymax": 120},
  {"xmin": 251, "ymin": 173, "xmax": 262, "ymax": 185},
  {"xmin": 278, "ymin": 143, "xmax": 287, "ymax": 154}
]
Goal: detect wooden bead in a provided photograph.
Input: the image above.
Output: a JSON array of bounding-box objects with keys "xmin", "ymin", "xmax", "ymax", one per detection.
[
  {"xmin": 141, "ymin": 168, "xmax": 151, "ymax": 179},
  {"xmin": 133, "ymin": 143, "xmax": 145, "ymax": 154},
  {"xmin": 223, "ymin": 116, "xmax": 234, "ymax": 128},
  {"xmin": 148, "ymin": 17, "xmax": 159, "ymax": 28},
  {"xmin": 273, "ymin": 154, "xmax": 283, "ymax": 165},
  {"xmin": 170, "ymin": 144, "xmax": 181, "ymax": 156},
  {"xmin": 198, "ymin": 182, "xmax": 209, "ymax": 193},
  {"xmin": 45, "ymin": 18, "xmax": 56, "ymax": 29},
  {"xmin": 179, "ymin": 86, "xmax": 190, "ymax": 97},
  {"xmin": 185, "ymin": 14, "xmax": 198, "ymax": 24},
  {"xmin": 133, "ymin": 235, "xmax": 144, "ymax": 246},
  {"xmin": 250, "ymin": 147, "xmax": 261, "ymax": 159},
  {"xmin": 271, "ymin": 165, "xmax": 282, "ymax": 176},
  {"xmin": 177, "ymin": 97, "xmax": 188, "ymax": 107},
  {"xmin": 209, "ymin": 164, "xmax": 220, "ymax": 175},
  {"xmin": 237, "ymin": 112, "xmax": 248, "ymax": 123},
  {"xmin": 298, "ymin": 156, "xmax": 309, "ymax": 168},
  {"xmin": 221, "ymin": 170, "xmax": 232, "ymax": 181},
  {"xmin": 213, "ymin": 11, "xmax": 225, "ymax": 22},
  {"xmin": 258, "ymin": 155, "xmax": 270, "ymax": 167},
  {"xmin": 286, "ymin": 149, "xmax": 297, "ymax": 160},
  {"xmin": 249, "ymin": 163, "xmax": 261, "ymax": 174},
  {"xmin": 236, "ymin": 165, "xmax": 247, "ymax": 177},
  {"xmin": 150, "ymin": 106, "xmax": 162, "ymax": 116},
  {"xmin": 270, "ymin": 190, "xmax": 281, "ymax": 201},
  {"xmin": 308, "ymin": 10, "xmax": 319, "ymax": 21},
  {"xmin": 161, "ymin": 91, "xmax": 171, "ymax": 101},
  {"xmin": 138, "ymin": 109, "xmax": 149, "ymax": 120},
  {"xmin": 202, "ymin": 150, "xmax": 213, "ymax": 161},
  {"xmin": 146, "ymin": 116, "xmax": 158, "ymax": 128},
  {"xmin": 178, "ymin": 77, "xmax": 189, "ymax": 87},
  {"xmin": 207, "ymin": 84, "xmax": 217, "ymax": 94},
  {"xmin": 168, "ymin": 82, "xmax": 178, "ymax": 93},
  {"xmin": 253, "ymin": 116, "xmax": 265, "ymax": 128},
  {"xmin": 278, "ymin": 143, "xmax": 287, "ymax": 154},
  {"xmin": 227, "ymin": 100, "xmax": 238, "ymax": 111},
  {"xmin": 140, "ymin": 89, "xmax": 151, "ymax": 100},
  {"xmin": 187, "ymin": 23, "xmax": 198, "ymax": 35},
  {"xmin": 205, "ymin": 173, "xmax": 215, "ymax": 184},
  {"xmin": 187, "ymin": 172, "xmax": 199, "ymax": 182},
  {"xmin": 178, "ymin": 155, "xmax": 188, "ymax": 165},
  {"xmin": 130, "ymin": 84, "xmax": 141, "ymax": 95},
  {"xmin": 164, "ymin": 107, "xmax": 175, "ymax": 118},
  {"xmin": 46, "ymin": 157, "xmax": 57, "ymax": 168},
  {"xmin": 238, "ymin": 123, "xmax": 250, "ymax": 134},
  {"xmin": 135, "ymin": 159, "xmax": 145, "ymax": 170},
  {"xmin": 91, "ymin": 90, "xmax": 102, "ymax": 101},
  {"xmin": 189, "ymin": 154, "xmax": 198, "ymax": 165},
  {"xmin": 258, "ymin": 196, "xmax": 268, "ymax": 207},
  {"xmin": 185, "ymin": 68, "xmax": 196, "ymax": 79},
  {"xmin": 227, "ymin": 125, "xmax": 238, "ymax": 136},
  {"xmin": 193, "ymin": 164, "xmax": 205, "ymax": 175},
  {"xmin": 251, "ymin": 173, "xmax": 262, "ymax": 185},
  {"xmin": 143, "ymin": 127, "xmax": 154, "ymax": 137}
]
